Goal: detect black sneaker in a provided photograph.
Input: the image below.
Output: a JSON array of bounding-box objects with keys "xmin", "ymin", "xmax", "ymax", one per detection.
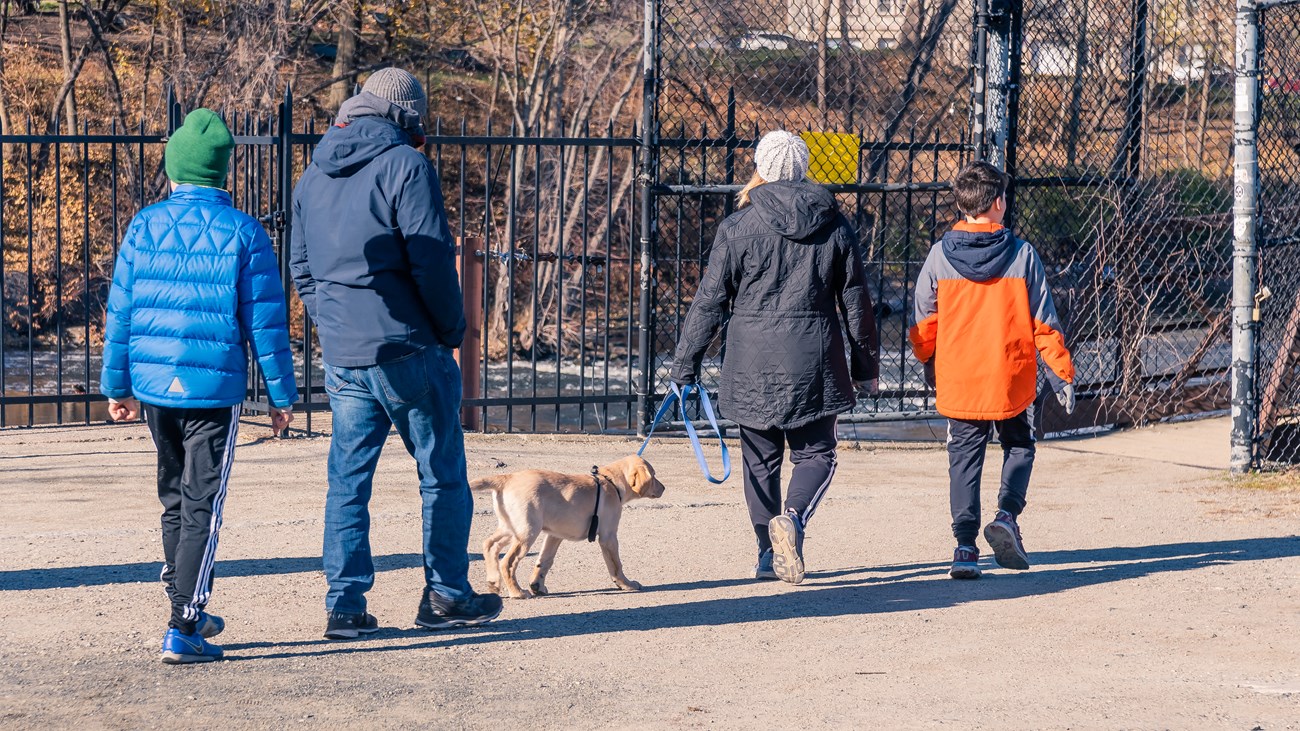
[
  {"xmin": 324, "ymin": 611, "xmax": 380, "ymax": 640},
  {"xmin": 415, "ymin": 588, "xmax": 503, "ymax": 630}
]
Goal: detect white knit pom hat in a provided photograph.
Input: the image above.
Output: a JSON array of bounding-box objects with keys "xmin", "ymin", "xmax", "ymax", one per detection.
[{"xmin": 754, "ymin": 130, "xmax": 810, "ymax": 182}]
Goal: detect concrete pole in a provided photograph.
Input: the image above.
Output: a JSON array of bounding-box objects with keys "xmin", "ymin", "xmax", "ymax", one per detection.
[{"xmin": 1230, "ymin": 0, "xmax": 1260, "ymax": 473}]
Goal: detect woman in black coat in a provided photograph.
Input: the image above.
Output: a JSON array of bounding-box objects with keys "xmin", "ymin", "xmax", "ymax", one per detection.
[{"xmin": 672, "ymin": 130, "xmax": 879, "ymax": 585}]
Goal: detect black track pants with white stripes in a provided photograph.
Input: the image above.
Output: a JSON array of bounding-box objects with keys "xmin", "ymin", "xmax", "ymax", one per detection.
[
  {"xmin": 144, "ymin": 403, "xmax": 240, "ymax": 635},
  {"xmin": 739, "ymin": 416, "xmax": 838, "ymax": 553}
]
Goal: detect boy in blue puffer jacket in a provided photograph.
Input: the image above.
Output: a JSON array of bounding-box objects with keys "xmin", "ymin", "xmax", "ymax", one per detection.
[{"xmin": 100, "ymin": 109, "xmax": 298, "ymax": 664}]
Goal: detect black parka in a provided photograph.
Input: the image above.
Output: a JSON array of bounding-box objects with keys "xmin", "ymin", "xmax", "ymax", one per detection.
[{"xmin": 671, "ymin": 180, "xmax": 879, "ymax": 429}]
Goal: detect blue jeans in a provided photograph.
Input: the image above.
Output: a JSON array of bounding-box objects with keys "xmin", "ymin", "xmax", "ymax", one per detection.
[{"xmin": 322, "ymin": 346, "xmax": 473, "ymax": 614}]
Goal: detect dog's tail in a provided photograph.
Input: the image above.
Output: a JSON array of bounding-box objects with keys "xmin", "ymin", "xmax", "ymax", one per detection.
[{"xmin": 469, "ymin": 474, "xmax": 509, "ymax": 492}]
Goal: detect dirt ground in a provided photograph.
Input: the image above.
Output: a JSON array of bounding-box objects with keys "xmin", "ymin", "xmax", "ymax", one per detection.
[{"xmin": 0, "ymin": 416, "xmax": 1297, "ymax": 730}]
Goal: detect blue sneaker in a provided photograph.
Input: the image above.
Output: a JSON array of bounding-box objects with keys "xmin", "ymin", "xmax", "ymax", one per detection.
[
  {"xmin": 195, "ymin": 611, "xmax": 224, "ymax": 639},
  {"xmin": 754, "ymin": 549, "xmax": 778, "ymax": 580},
  {"xmin": 160, "ymin": 628, "xmax": 223, "ymax": 664},
  {"xmin": 949, "ymin": 545, "xmax": 982, "ymax": 580}
]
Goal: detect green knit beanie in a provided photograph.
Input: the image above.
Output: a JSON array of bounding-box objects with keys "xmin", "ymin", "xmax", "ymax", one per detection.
[{"xmin": 165, "ymin": 109, "xmax": 234, "ymax": 188}]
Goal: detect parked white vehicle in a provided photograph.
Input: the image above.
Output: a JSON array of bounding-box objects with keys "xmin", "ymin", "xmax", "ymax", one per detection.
[{"xmin": 735, "ymin": 32, "xmax": 801, "ymax": 51}]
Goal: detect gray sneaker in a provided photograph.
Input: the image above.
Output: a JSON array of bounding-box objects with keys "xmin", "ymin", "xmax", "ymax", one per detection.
[
  {"xmin": 768, "ymin": 513, "xmax": 805, "ymax": 585},
  {"xmin": 984, "ymin": 510, "xmax": 1031, "ymax": 570},
  {"xmin": 754, "ymin": 549, "xmax": 778, "ymax": 580}
]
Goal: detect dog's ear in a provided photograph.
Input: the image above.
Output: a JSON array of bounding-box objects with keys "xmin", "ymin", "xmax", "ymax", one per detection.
[{"xmin": 624, "ymin": 459, "xmax": 652, "ymax": 495}]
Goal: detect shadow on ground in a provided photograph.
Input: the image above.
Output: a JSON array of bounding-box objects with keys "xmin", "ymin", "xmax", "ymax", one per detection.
[{"xmin": 154, "ymin": 535, "xmax": 1300, "ymax": 661}]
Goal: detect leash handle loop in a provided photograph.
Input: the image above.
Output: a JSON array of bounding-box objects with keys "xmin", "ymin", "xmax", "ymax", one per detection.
[{"xmin": 637, "ymin": 383, "xmax": 731, "ymax": 485}]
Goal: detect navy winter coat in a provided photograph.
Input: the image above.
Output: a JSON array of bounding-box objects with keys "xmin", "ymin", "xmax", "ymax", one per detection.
[
  {"xmin": 100, "ymin": 185, "xmax": 298, "ymax": 409},
  {"xmin": 290, "ymin": 112, "xmax": 464, "ymax": 367},
  {"xmin": 672, "ymin": 181, "xmax": 879, "ymax": 430}
]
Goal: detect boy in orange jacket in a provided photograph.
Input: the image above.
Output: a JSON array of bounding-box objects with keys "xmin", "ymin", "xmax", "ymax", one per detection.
[{"xmin": 909, "ymin": 162, "xmax": 1076, "ymax": 579}]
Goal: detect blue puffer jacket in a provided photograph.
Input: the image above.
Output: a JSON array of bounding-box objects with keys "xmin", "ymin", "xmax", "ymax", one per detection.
[{"xmin": 100, "ymin": 185, "xmax": 299, "ymax": 409}]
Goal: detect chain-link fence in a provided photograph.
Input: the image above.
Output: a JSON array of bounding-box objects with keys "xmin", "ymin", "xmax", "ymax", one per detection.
[
  {"xmin": 651, "ymin": 0, "xmax": 975, "ymax": 425},
  {"xmin": 646, "ymin": 0, "xmax": 1236, "ymax": 434},
  {"xmin": 1252, "ymin": 0, "xmax": 1300, "ymax": 465}
]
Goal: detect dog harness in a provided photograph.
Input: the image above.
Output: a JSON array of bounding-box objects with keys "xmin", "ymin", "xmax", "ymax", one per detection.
[{"xmin": 587, "ymin": 466, "xmax": 603, "ymax": 542}]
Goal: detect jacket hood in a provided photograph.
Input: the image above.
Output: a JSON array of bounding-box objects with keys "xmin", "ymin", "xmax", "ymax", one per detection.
[
  {"xmin": 314, "ymin": 115, "xmax": 411, "ymax": 178},
  {"xmin": 748, "ymin": 180, "xmax": 837, "ymax": 240},
  {"xmin": 941, "ymin": 222, "xmax": 1019, "ymax": 282}
]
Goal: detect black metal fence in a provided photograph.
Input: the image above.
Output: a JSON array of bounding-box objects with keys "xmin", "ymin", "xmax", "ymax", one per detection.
[
  {"xmin": 0, "ymin": 0, "xmax": 1245, "ymax": 438},
  {"xmin": 0, "ymin": 90, "xmax": 644, "ymax": 433}
]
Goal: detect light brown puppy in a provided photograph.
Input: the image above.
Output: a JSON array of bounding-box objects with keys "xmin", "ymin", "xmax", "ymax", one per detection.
[{"xmin": 471, "ymin": 455, "xmax": 666, "ymax": 599}]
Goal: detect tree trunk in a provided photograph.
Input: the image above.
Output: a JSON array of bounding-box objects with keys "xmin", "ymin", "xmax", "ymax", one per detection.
[
  {"xmin": 1063, "ymin": 0, "xmax": 1090, "ymax": 169},
  {"xmin": 57, "ymin": 0, "xmax": 77, "ymax": 132},
  {"xmin": 868, "ymin": 0, "xmax": 957, "ymax": 180},
  {"xmin": 82, "ymin": 0, "xmax": 127, "ymax": 133},
  {"xmin": 816, "ymin": 0, "xmax": 832, "ymax": 127},
  {"xmin": 1, "ymin": 0, "xmax": 14, "ymax": 148},
  {"xmin": 1194, "ymin": 24, "xmax": 1217, "ymax": 170},
  {"xmin": 329, "ymin": 1, "xmax": 362, "ymax": 111}
]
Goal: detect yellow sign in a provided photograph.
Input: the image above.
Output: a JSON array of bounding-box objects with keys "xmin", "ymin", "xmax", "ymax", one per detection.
[{"xmin": 800, "ymin": 132, "xmax": 860, "ymax": 185}]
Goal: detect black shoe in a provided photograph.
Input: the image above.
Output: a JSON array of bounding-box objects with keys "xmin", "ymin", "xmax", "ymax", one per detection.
[
  {"xmin": 415, "ymin": 588, "xmax": 503, "ymax": 630},
  {"xmin": 324, "ymin": 611, "xmax": 380, "ymax": 640}
]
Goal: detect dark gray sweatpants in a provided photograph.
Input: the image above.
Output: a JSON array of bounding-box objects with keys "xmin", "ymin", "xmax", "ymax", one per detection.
[
  {"xmin": 739, "ymin": 415, "xmax": 837, "ymax": 552},
  {"xmin": 947, "ymin": 406, "xmax": 1035, "ymax": 546},
  {"xmin": 144, "ymin": 403, "xmax": 240, "ymax": 634}
]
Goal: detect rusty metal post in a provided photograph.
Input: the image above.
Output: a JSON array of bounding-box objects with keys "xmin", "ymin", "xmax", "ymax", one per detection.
[{"xmin": 456, "ymin": 237, "xmax": 484, "ymax": 431}]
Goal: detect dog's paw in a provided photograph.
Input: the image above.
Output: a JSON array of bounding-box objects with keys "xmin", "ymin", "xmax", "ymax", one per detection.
[
  {"xmin": 485, "ymin": 580, "xmax": 500, "ymax": 594},
  {"xmin": 528, "ymin": 582, "xmax": 549, "ymax": 596},
  {"xmin": 617, "ymin": 580, "xmax": 643, "ymax": 592},
  {"xmin": 507, "ymin": 589, "xmax": 533, "ymax": 600}
]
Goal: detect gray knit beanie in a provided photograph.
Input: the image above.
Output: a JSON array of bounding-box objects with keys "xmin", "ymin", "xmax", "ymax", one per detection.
[
  {"xmin": 362, "ymin": 67, "xmax": 428, "ymax": 119},
  {"xmin": 754, "ymin": 130, "xmax": 810, "ymax": 183}
]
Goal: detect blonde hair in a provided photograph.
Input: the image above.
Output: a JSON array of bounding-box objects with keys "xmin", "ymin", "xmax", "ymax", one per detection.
[{"xmin": 736, "ymin": 172, "xmax": 766, "ymax": 208}]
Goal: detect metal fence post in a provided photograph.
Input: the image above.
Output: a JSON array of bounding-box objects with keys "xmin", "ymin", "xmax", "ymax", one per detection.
[
  {"xmin": 971, "ymin": 0, "xmax": 991, "ymax": 161},
  {"xmin": 1231, "ymin": 0, "xmax": 1261, "ymax": 474},
  {"xmin": 1115, "ymin": 0, "xmax": 1149, "ymax": 181},
  {"xmin": 1002, "ymin": 0, "xmax": 1024, "ymax": 224},
  {"xmin": 983, "ymin": 0, "xmax": 1012, "ymax": 167},
  {"xmin": 636, "ymin": 0, "xmax": 659, "ymax": 437}
]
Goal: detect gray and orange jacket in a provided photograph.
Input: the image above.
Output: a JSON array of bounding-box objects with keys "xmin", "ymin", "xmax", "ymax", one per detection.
[{"xmin": 908, "ymin": 221, "xmax": 1074, "ymax": 420}]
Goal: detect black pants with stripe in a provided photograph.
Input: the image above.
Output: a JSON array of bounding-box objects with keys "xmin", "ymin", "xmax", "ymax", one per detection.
[
  {"xmin": 739, "ymin": 416, "xmax": 838, "ymax": 553},
  {"xmin": 947, "ymin": 406, "xmax": 1035, "ymax": 546},
  {"xmin": 144, "ymin": 403, "xmax": 240, "ymax": 634}
]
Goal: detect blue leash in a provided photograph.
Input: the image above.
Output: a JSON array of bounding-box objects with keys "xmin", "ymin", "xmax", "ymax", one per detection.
[{"xmin": 637, "ymin": 383, "xmax": 731, "ymax": 484}]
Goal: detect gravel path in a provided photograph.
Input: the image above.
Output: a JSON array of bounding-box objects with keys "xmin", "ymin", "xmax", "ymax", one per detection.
[{"xmin": 0, "ymin": 417, "xmax": 1296, "ymax": 729}]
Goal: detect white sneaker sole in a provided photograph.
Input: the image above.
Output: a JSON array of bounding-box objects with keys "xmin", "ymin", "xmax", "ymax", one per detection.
[
  {"xmin": 768, "ymin": 515, "xmax": 805, "ymax": 585},
  {"xmin": 160, "ymin": 651, "xmax": 220, "ymax": 664}
]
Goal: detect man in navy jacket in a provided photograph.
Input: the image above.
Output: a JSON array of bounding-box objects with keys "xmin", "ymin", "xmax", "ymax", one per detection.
[
  {"xmin": 102, "ymin": 108, "xmax": 297, "ymax": 664},
  {"xmin": 291, "ymin": 67, "xmax": 501, "ymax": 639}
]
